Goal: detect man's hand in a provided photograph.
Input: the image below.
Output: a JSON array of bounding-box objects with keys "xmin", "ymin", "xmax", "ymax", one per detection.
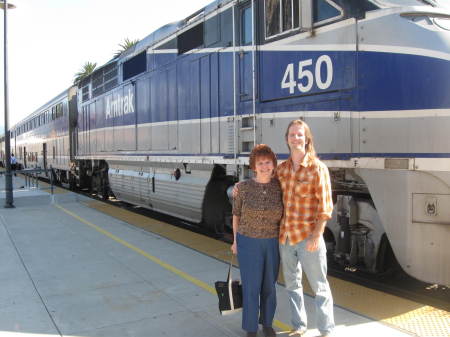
[{"xmin": 306, "ymin": 234, "xmax": 321, "ymax": 252}]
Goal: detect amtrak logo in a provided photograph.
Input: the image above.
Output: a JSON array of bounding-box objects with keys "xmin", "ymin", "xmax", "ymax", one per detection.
[{"xmin": 105, "ymin": 88, "xmax": 135, "ymax": 119}]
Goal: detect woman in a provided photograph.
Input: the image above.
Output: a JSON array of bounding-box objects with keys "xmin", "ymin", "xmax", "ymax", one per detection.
[{"xmin": 231, "ymin": 144, "xmax": 283, "ymax": 337}]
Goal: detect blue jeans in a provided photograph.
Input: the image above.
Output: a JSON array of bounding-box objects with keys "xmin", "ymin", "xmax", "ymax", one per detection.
[
  {"xmin": 279, "ymin": 237, "xmax": 334, "ymax": 335},
  {"xmin": 237, "ymin": 233, "xmax": 280, "ymax": 332}
]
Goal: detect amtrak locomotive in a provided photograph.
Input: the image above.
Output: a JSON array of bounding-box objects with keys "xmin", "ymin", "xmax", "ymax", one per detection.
[{"xmin": 4, "ymin": 0, "xmax": 450, "ymax": 286}]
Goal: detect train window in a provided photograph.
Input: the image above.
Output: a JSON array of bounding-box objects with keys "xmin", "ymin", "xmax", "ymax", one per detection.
[
  {"xmin": 282, "ymin": 0, "xmax": 292, "ymax": 31},
  {"xmin": 123, "ymin": 51, "xmax": 147, "ymax": 81},
  {"xmin": 242, "ymin": 6, "xmax": 253, "ymax": 45},
  {"xmin": 265, "ymin": 0, "xmax": 300, "ymax": 39},
  {"xmin": 313, "ymin": 0, "xmax": 343, "ymax": 24},
  {"xmin": 178, "ymin": 22, "xmax": 204, "ymax": 54},
  {"xmin": 265, "ymin": 0, "xmax": 281, "ymax": 37},
  {"xmin": 205, "ymin": 15, "xmax": 220, "ymax": 47},
  {"xmin": 220, "ymin": 8, "xmax": 233, "ymax": 47},
  {"xmin": 293, "ymin": 0, "xmax": 299, "ymax": 28}
]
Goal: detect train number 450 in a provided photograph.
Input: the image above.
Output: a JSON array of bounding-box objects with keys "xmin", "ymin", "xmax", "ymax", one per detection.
[{"xmin": 281, "ymin": 55, "xmax": 333, "ymax": 94}]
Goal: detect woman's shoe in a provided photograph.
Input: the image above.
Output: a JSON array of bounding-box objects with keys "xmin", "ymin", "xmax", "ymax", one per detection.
[{"xmin": 262, "ymin": 326, "xmax": 276, "ymax": 336}]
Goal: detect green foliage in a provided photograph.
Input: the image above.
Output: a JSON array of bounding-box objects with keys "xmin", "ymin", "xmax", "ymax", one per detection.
[
  {"xmin": 114, "ymin": 38, "xmax": 139, "ymax": 58},
  {"xmin": 73, "ymin": 61, "xmax": 97, "ymax": 85}
]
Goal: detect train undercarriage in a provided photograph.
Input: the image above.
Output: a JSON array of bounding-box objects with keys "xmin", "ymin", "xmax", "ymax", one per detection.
[{"xmin": 65, "ymin": 160, "xmax": 398, "ymax": 277}]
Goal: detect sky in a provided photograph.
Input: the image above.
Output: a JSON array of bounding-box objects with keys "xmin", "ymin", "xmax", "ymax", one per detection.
[{"xmin": 0, "ymin": 0, "xmax": 214, "ymax": 133}]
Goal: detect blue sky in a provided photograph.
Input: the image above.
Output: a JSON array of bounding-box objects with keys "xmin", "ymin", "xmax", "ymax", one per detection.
[{"xmin": 0, "ymin": 0, "xmax": 213, "ymax": 133}]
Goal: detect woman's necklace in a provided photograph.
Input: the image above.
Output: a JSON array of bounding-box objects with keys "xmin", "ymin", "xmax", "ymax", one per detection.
[{"xmin": 254, "ymin": 177, "xmax": 270, "ymax": 194}]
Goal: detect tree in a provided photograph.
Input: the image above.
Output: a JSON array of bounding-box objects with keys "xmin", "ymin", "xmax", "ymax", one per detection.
[
  {"xmin": 73, "ymin": 61, "xmax": 97, "ymax": 85},
  {"xmin": 114, "ymin": 38, "xmax": 139, "ymax": 58}
]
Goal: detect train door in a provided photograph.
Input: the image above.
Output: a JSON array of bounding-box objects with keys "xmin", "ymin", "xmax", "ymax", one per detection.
[
  {"xmin": 23, "ymin": 146, "xmax": 27, "ymax": 168},
  {"xmin": 68, "ymin": 86, "xmax": 78, "ymax": 161},
  {"xmin": 43, "ymin": 143, "xmax": 48, "ymax": 173},
  {"xmin": 89, "ymin": 102, "xmax": 96, "ymax": 153}
]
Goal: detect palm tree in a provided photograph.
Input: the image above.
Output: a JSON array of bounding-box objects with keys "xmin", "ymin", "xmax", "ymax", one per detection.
[
  {"xmin": 114, "ymin": 38, "xmax": 139, "ymax": 58},
  {"xmin": 73, "ymin": 61, "xmax": 97, "ymax": 85}
]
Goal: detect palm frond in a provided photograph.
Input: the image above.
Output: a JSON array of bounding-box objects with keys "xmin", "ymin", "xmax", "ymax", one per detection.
[
  {"xmin": 114, "ymin": 38, "xmax": 139, "ymax": 58},
  {"xmin": 73, "ymin": 61, "xmax": 97, "ymax": 85}
]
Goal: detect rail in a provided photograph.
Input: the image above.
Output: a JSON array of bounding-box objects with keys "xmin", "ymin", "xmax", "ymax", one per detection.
[{"xmin": 18, "ymin": 166, "xmax": 54, "ymax": 195}]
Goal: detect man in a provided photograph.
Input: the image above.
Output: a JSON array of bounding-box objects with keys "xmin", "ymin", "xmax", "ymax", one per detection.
[
  {"xmin": 276, "ymin": 119, "xmax": 334, "ymax": 337},
  {"xmin": 10, "ymin": 153, "xmax": 17, "ymax": 176}
]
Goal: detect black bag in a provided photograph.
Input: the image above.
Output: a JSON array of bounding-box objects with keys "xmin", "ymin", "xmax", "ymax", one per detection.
[{"xmin": 214, "ymin": 256, "xmax": 243, "ymax": 315}]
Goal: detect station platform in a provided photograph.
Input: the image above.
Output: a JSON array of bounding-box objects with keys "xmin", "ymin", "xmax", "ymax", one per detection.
[{"xmin": 0, "ymin": 174, "xmax": 448, "ymax": 337}]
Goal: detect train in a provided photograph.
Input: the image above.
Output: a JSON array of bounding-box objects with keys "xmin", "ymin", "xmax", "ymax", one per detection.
[{"xmin": 2, "ymin": 0, "xmax": 449, "ymax": 286}]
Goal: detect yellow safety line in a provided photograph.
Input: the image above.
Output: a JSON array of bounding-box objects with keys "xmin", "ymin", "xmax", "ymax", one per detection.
[{"xmin": 53, "ymin": 203, "xmax": 291, "ymax": 332}]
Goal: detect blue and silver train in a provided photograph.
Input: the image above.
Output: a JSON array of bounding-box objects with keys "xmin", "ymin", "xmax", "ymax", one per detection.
[{"xmin": 4, "ymin": 0, "xmax": 450, "ymax": 286}]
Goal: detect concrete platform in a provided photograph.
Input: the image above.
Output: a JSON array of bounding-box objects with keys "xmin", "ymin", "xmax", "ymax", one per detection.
[{"xmin": 0, "ymin": 175, "xmax": 414, "ymax": 337}]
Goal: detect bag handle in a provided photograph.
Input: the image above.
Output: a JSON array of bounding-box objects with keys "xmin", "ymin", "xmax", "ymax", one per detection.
[
  {"xmin": 227, "ymin": 254, "xmax": 235, "ymax": 310},
  {"xmin": 226, "ymin": 254, "xmax": 234, "ymax": 282}
]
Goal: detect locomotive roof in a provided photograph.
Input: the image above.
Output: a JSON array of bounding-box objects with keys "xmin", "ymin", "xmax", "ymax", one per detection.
[
  {"xmin": 119, "ymin": 0, "xmax": 233, "ymax": 60},
  {"xmin": 84, "ymin": 0, "xmax": 232, "ymax": 86}
]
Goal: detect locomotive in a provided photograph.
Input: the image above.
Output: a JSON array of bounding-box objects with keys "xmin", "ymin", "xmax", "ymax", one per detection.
[{"xmin": 4, "ymin": 0, "xmax": 450, "ymax": 286}]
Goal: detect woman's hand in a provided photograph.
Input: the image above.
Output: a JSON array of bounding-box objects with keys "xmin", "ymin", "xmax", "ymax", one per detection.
[{"xmin": 231, "ymin": 241, "xmax": 237, "ymax": 255}]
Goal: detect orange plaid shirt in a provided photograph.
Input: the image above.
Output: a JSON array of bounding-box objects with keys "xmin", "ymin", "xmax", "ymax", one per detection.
[{"xmin": 276, "ymin": 154, "xmax": 333, "ymax": 245}]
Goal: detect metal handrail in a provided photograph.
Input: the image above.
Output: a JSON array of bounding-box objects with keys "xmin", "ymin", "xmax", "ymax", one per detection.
[{"xmin": 18, "ymin": 166, "xmax": 54, "ymax": 195}]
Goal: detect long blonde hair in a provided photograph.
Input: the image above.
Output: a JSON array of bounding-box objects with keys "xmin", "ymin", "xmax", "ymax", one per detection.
[{"xmin": 284, "ymin": 119, "xmax": 318, "ymax": 164}]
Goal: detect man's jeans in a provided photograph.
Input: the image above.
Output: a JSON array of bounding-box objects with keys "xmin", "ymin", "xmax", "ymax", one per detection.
[{"xmin": 280, "ymin": 237, "xmax": 335, "ymax": 335}]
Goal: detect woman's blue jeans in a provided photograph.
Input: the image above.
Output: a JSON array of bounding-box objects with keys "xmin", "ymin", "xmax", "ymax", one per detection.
[
  {"xmin": 237, "ymin": 233, "xmax": 280, "ymax": 333},
  {"xmin": 279, "ymin": 237, "xmax": 335, "ymax": 335}
]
